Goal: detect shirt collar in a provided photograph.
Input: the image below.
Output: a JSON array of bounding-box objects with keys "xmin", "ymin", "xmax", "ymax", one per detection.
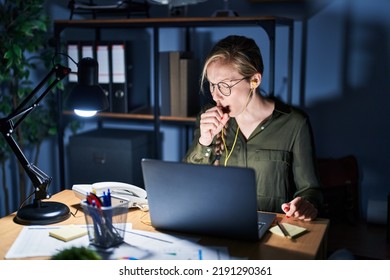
[{"xmin": 273, "ymin": 99, "xmax": 291, "ymax": 115}]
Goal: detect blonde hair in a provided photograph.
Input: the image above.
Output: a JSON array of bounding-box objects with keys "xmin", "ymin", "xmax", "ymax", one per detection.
[
  {"xmin": 201, "ymin": 35, "xmax": 264, "ymax": 165},
  {"xmin": 200, "ymin": 35, "xmax": 264, "ymax": 93}
]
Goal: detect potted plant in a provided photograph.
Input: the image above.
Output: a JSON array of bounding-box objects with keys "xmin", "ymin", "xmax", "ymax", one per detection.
[{"xmin": 0, "ymin": 0, "xmax": 65, "ymax": 216}]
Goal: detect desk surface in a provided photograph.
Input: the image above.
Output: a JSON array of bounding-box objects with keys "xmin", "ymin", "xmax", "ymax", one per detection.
[{"xmin": 0, "ymin": 190, "xmax": 329, "ymax": 260}]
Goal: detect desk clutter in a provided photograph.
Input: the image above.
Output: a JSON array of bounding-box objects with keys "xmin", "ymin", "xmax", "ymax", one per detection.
[
  {"xmin": 72, "ymin": 181, "xmax": 148, "ymax": 210},
  {"xmin": 81, "ymin": 192, "xmax": 129, "ymax": 248},
  {"xmin": 5, "ymin": 225, "xmax": 231, "ymax": 260},
  {"xmin": 5, "ymin": 190, "xmax": 232, "ymax": 260},
  {"xmin": 6, "ymin": 217, "xmax": 309, "ymax": 260}
]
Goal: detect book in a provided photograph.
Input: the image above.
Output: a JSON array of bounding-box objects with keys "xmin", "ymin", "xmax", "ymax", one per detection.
[
  {"xmin": 49, "ymin": 225, "xmax": 88, "ymax": 242},
  {"xmin": 159, "ymin": 51, "xmax": 194, "ymax": 117},
  {"xmin": 269, "ymin": 222, "xmax": 307, "ymax": 238},
  {"xmin": 179, "ymin": 57, "xmax": 199, "ymax": 117},
  {"xmin": 169, "ymin": 51, "xmax": 181, "ymax": 117}
]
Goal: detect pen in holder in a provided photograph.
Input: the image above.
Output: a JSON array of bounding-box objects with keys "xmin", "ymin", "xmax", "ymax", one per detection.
[{"xmin": 81, "ymin": 197, "xmax": 129, "ymax": 248}]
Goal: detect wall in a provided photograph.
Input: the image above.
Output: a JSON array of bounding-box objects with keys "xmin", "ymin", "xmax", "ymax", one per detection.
[
  {"xmin": 303, "ymin": 0, "xmax": 390, "ymax": 219},
  {"xmin": 1, "ymin": 0, "xmax": 389, "ymax": 219}
]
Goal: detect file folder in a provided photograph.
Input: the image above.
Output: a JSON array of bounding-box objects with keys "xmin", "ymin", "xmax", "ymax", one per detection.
[
  {"xmin": 127, "ymin": 37, "xmax": 150, "ymax": 113},
  {"xmin": 110, "ymin": 42, "xmax": 131, "ymax": 113},
  {"xmin": 96, "ymin": 42, "xmax": 111, "ymax": 112},
  {"xmin": 81, "ymin": 42, "xmax": 94, "ymax": 59},
  {"xmin": 66, "ymin": 41, "xmax": 80, "ymax": 99}
]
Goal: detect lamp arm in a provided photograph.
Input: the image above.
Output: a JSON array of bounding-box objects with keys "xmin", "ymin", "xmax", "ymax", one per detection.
[
  {"xmin": 0, "ymin": 64, "xmax": 70, "ymax": 200},
  {"xmin": 7, "ymin": 64, "xmax": 71, "ymax": 129},
  {"xmin": 0, "ymin": 122, "xmax": 51, "ymax": 200}
]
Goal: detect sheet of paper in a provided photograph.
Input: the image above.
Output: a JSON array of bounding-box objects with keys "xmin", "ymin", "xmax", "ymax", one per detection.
[
  {"xmin": 122, "ymin": 229, "xmax": 230, "ymax": 260},
  {"xmin": 5, "ymin": 225, "xmax": 90, "ymax": 259},
  {"xmin": 5, "ymin": 225, "xmax": 230, "ymax": 260}
]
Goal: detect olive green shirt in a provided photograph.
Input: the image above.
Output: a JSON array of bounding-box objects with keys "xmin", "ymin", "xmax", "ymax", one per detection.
[{"xmin": 183, "ymin": 100, "xmax": 323, "ymax": 213}]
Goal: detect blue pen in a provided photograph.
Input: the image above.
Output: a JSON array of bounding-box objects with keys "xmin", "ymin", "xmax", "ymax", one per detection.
[
  {"xmin": 102, "ymin": 191, "xmax": 106, "ymax": 206},
  {"xmin": 198, "ymin": 249, "xmax": 203, "ymax": 260},
  {"xmin": 107, "ymin": 188, "xmax": 112, "ymax": 206},
  {"xmin": 102, "ymin": 191, "xmax": 109, "ymax": 207}
]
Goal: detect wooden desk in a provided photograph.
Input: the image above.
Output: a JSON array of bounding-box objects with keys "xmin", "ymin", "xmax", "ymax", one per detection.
[{"xmin": 0, "ymin": 190, "xmax": 329, "ymax": 260}]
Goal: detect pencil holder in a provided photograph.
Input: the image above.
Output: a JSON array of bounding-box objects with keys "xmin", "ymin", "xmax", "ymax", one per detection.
[{"xmin": 81, "ymin": 197, "xmax": 129, "ymax": 248}]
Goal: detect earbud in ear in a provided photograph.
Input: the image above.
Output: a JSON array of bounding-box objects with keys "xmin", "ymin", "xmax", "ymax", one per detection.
[{"xmin": 251, "ymin": 80, "xmax": 257, "ymax": 88}]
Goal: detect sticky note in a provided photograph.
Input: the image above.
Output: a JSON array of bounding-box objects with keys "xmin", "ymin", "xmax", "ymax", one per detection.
[
  {"xmin": 269, "ymin": 223, "xmax": 307, "ymax": 238},
  {"xmin": 49, "ymin": 225, "xmax": 88, "ymax": 242}
]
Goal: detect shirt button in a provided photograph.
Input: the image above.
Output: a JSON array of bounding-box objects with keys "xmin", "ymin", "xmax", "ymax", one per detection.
[
  {"xmin": 261, "ymin": 126, "xmax": 265, "ymax": 130},
  {"xmin": 205, "ymin": 152, "xmax": 210, "ymax": 157},
  {"xmin": 206, "ymin": 148, "xmax": 211, "ymax": 152}
]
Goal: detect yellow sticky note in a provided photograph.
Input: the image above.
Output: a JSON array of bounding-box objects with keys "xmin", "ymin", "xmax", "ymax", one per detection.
[
  {"xmin": 269, "ymin": 223, "xmax": 307, "ymax": 238},
  {"xmin": 49, "ymin": 225, "xmax": 88, "ymax": 242}
]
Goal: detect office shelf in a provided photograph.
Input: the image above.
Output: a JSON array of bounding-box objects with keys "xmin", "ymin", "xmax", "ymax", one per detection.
[
  {"xmin": 63, "ymin": 110, "xmax": 196, "ymax": 123},
  {"xmin": 54, "ymin": 16, "xmax": 294, "ymax": 189}
]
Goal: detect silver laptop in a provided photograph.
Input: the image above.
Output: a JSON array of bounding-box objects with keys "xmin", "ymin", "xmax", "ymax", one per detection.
[{"xmin": 141, "ymin": 159, "xmax": 276, "ymax": 241}]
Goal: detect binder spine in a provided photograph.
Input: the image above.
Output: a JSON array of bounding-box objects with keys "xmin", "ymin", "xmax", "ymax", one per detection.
[
  {"xmin": 66, "ymin": 41, "xmax": 80, "ymax": 109},
  {"xmin": 81, "ymin": 42, "xmax": 94, "ymax": 60},
  {"xmin": 96, "ymin": 42, "xmax": 111, "ymax": 112},
  {"xmin": 110, "ymin": 42, "xmax": 130, "ymax": 113}
]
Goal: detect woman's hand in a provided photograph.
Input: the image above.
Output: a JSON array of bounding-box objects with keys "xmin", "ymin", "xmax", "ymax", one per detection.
[
  {"xmin": 198, "ymin": 105, "xmax": 230, "ymax": 147},
  {"xmin": 281, "ymin": 197, "xmax": 318, "ymax": 221}
]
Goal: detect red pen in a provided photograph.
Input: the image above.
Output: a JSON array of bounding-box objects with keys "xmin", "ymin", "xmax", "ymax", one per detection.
[{"xmin": 87, "ymin": 193, "xmax": 102, "ymax": 208}]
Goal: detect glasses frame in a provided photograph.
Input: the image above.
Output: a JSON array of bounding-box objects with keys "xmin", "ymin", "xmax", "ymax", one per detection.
[{"xmin": 208, "ymin": 77, "xmax": 247, "ymax": 97}]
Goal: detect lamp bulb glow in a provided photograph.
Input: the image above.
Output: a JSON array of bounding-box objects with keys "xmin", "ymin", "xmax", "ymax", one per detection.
[{"xmin": 74, "ymin": 109, "xmax": 97, "ymax": 117}]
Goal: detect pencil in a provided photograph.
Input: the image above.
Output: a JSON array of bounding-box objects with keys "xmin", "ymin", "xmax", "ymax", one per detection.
[{"xmin": 276, "ymin": 220, "xmax": 292, "ymax": 239}]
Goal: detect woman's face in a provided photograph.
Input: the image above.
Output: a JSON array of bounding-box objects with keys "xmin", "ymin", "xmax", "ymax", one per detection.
[{"xmin": 206, "ymin": 60, "xmax": 251, "ymax": 117}]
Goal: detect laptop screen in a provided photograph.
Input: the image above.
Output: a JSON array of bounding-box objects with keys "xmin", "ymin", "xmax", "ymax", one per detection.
[{"xmin": 141, "ymin": 159, "xmax": 273, "ymax": 241}]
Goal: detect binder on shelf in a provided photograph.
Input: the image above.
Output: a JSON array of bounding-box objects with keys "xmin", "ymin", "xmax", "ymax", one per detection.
[
  {"xmin": 96, "ymin": 42, "xmax": 111, "ymax": 112},
  {"xmin": 81, "ymin": 42, "xmax": 94, "ymax": 59},
  {"xmin": 110, "ymin": 42, "xmax": 132, "ymax": 113},
  {"xmin": 66, "ymin": 41, "xmax": 80, "ymax": 98}
]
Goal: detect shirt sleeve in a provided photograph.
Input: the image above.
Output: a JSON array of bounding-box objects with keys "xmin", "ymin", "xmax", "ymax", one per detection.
[
  {"xmin": 184, "ymin": 141, "xmax": 214, "ymax": 164},
  {"xmin": 183, "ymin": 104, "xmax": 217, "ymax": 165},
  {"xmin": 291, "ymin": 117, "xmax": 324, "ymax": 210}
]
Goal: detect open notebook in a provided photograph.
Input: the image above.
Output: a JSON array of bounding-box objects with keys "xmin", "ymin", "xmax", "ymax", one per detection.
[{"xmin": 141, "ymin": 159, "xmax": 276, "ymax": 241}]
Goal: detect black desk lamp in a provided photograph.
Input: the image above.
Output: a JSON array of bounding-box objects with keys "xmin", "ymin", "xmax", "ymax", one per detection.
[{"xmin": 0, "ymin": 56, "xmax": 108, "ymax": 225}]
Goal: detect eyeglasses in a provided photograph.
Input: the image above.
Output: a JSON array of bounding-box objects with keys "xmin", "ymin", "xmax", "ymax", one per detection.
[{"xmin": 208, "ymin": 77, "xmax": 247, "ymax": 97}]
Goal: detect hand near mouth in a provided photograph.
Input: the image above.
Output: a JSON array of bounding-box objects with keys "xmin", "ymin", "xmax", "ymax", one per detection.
[{"xmin": 198, "ymin": 105, "xmax": 230, "ymax": 147}]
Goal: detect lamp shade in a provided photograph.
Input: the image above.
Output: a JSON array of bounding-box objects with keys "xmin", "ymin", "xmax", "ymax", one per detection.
[{"xmin": 66, "ymin": 57, "xmax": 109, "ymax": 112}]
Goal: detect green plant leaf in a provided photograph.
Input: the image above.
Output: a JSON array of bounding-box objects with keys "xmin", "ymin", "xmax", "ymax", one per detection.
[{"xmin": 13, "ymin": 46, "xmax": 22, "ymax": 59}]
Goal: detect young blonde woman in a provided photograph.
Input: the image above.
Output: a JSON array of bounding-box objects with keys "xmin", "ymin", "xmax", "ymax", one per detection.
[{"xmin": 184, "ymin": 35, "xmax": 322, "ymax": 221}]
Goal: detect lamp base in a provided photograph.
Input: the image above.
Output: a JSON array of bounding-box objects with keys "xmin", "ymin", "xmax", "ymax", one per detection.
[{"xmin": 14, "ymin": 201, "xmax": 71, "ymax": 225}]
